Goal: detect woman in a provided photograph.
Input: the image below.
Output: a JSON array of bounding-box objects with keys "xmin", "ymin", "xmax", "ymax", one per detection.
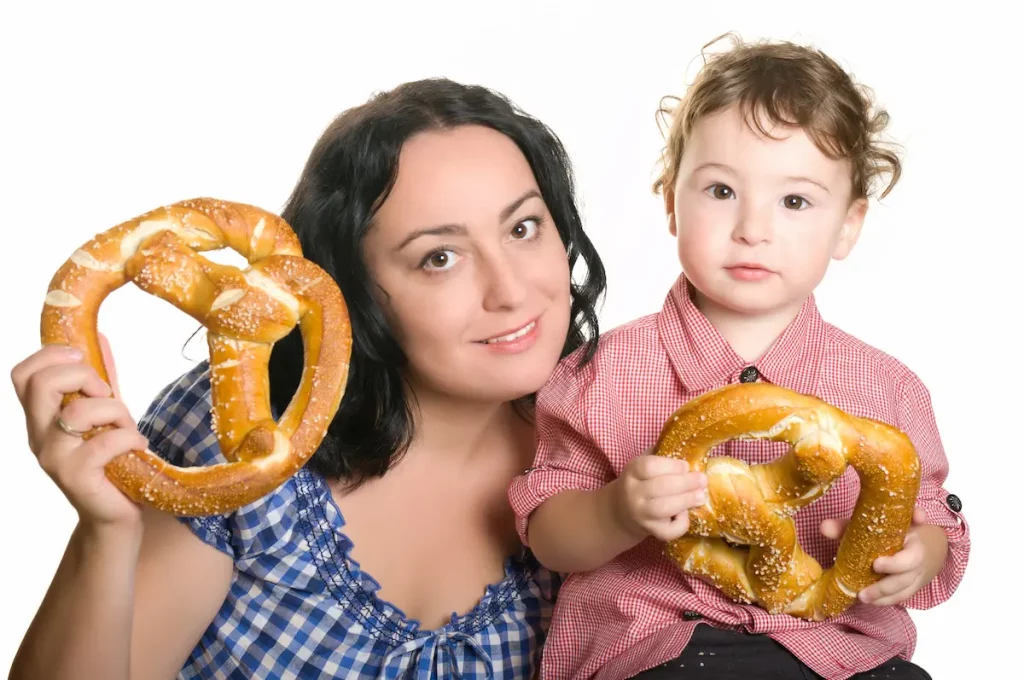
[{"xmin": 10, "ymin": 78, "xmax": 606, "ymax": 679}]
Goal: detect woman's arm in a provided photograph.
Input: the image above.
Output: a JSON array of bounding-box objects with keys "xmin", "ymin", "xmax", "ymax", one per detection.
[{"xmin": 9, "ymin": 507, "xmax": 232, "ymax": 680}]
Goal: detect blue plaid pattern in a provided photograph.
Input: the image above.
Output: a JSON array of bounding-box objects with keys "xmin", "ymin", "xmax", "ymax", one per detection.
[{"xmin": 137, "ymin": 361, "xmax": 558, "ymax": 679}]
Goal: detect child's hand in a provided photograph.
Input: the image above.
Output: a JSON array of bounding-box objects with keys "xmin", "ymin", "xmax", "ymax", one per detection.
[
  {"xmin": 820, "ymin": 507, "xmax": 949, "ymax": 606},
  {"xmin": 611, "ymin": 452, "xmax": 708, "ymax": 542}
]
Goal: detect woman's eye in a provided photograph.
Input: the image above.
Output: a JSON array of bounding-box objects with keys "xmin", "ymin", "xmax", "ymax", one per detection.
[
  {"xmin": 707, "ymin": 184, "xmax": 734, "ymax": 200},
  {"xmin": 421, "ymin": 249, "xmax": 458, "ymax": 271},
  {"xmin": 510, "ymin": 218, "xmax": 539, "ymax": 240},
  {"xmin": 782, "ymin": 195, "xmax": 810, "ymax": 210}
]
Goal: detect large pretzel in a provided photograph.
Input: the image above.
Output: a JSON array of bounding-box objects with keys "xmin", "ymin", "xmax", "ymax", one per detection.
[
  {"xmin": 653, "ymin": 382, "xmax": 921, "ymax": 621},
  {"xmin": 40, "ymin": 198, "xmax": 351, "ymax": 517}
]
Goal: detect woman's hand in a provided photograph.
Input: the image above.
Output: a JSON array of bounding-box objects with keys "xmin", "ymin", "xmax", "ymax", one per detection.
[{"xmin": 11, "ymin": 334, "xmax": 149, "ymax": 529}]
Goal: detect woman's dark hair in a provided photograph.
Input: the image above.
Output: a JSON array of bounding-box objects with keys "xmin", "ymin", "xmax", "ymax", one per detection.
[{"xmin": 267, "ymin": 77, "xmax": 606, "ymax": 487}]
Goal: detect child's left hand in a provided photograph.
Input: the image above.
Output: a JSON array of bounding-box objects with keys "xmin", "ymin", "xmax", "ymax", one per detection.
[{"xmin": 820, "ymin": 507, "xmax": 948, "ymax": 606}]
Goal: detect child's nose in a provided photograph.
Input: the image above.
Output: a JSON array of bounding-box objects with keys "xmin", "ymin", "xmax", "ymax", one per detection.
[{"xmin": 732, "ymin": 204, "xmax": 773, "ymax": 244}]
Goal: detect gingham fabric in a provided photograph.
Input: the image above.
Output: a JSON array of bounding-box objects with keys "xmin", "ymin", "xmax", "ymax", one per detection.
[
  {"xmin": 138, "ymin": 362, "xmax": 557, "ymax": 679},
  {"xmin": 508, "ymin": 273, "xmax": 970, "ymax": 680}
]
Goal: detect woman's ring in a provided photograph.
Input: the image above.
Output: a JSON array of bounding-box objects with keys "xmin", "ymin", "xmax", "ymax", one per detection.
[{"xmin": 56, "ymin": 415, "xmax": 88, "ymax": 438}]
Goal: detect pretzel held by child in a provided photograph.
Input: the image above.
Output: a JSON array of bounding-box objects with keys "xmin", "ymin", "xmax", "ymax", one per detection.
[
  {"xmin": 652, "ymin": 382, "xmax": 921, "ymax": 621},
  {"xmin": 40, "ymin": 198, "xmax": 351, "ymax": 516}
]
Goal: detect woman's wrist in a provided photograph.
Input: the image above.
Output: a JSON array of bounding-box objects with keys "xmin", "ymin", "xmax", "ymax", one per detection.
[{"xmin": 75, "ymin": 516, "xmax": 144, "ymax": 558}]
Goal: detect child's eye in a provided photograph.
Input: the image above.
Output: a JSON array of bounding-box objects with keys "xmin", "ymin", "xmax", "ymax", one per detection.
[
  {"xmin": 420, "ymin": 249, "xmax": 459, "ymax": 272},
  {"xmin": 706, "ymin": 184, "xmax": 735, "ymax": 200},
  {"xmin": 510, "ymin": 217, "xmax": 541, "ymax": 240},
  {"xmin": 782, "ymin": 195, "xmax": 810, "ymax": 210}
]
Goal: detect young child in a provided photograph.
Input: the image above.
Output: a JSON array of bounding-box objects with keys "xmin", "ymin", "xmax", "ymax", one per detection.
[{"xmin": 509, "ymin": 36, "xmax": 969, "ymax": 680}]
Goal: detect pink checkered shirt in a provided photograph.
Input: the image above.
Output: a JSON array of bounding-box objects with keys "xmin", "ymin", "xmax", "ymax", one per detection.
[{"xmin": 509, "ymin": 273, "xmax": 969, "ymax": 680}]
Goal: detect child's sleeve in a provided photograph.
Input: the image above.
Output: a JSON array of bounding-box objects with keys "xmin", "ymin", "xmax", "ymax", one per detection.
[
  {"xmin": 895, "ymin": 372, "xmax": 970, "ymax": 609},
  {"xmin": 508, "ymin": 353, "xmax": 621, "ymax": 547}
]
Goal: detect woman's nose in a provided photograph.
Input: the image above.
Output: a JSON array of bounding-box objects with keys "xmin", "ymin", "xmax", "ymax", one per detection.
[{"xmin": 479, "ymin": 253, "xmax": 528, "ymax": 312}]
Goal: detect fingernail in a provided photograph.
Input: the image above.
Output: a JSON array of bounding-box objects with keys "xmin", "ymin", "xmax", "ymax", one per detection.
[
  {"xmin": 696, "ymin": 490, "xmax": 708, "ymax": 504},
  {"xmin": 63, "ymin": 346, "xmax": 83, "ymax": 359}
]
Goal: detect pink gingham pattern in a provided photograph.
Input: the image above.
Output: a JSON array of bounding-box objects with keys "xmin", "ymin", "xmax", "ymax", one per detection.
[{"xmin": 508, "ymin": 273, "xmax": 969, "ymax": 680}]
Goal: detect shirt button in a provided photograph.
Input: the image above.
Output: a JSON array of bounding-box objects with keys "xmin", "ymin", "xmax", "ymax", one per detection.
[
  {"xmin": 946, "ymin": 493, "xmax": 962, "ymax": 512},
  {"xmin": 682, "ymin": 610, "xmax": 702, "ymax": 621},
  {"xmin": 739, "ymin": 366, "xmax": 760, "ymax": 383}
]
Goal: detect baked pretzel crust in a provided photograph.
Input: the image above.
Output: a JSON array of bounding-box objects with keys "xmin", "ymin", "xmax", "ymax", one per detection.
[
  {"xmin": 41, "ymin": 198, "xmax": 351, "ymax": 516},
  {"xmin": 653, "ymin": 382, "xmax": 921, "ymax": 621}
]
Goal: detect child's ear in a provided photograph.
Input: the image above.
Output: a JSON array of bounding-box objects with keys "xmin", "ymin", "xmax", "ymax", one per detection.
[
  {"xmin": 664, "ymin": 187, "xmax": 677, "ymax": 237},
  {"xmin": 833, "ymin": 197, "xmax": 868, "ymax": 260}
]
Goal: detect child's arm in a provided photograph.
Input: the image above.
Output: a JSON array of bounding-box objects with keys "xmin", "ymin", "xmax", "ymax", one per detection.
[
  {"xmin": 823, "ymin": 372, "xmax": 969, "ymax": 608},
  {"xmin": 528, "ymin": 454, "xmax": 706, "ymax": 573},
  {"xmin": 508, "ymin": 355, "xmax": 706, "ymax": 574},
  {"xmin": 880, "ymin": 373, "xmax": 969, "ymax": 607}
]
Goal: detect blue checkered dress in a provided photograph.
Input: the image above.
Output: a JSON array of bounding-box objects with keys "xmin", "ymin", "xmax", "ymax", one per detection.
[{"xmin": 137, "ymin": 361, "xmax": 558, "ymax": 679}]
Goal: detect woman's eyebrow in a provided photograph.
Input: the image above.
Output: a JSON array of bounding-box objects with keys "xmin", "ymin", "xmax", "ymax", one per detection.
[
  {"xmin": 396, "ymin": 189, "xmax": 542, "ymax": 251},
  {"xmin": 499, "ymin": 189, "xmax": 541, "ymax": 221},
  {"xmin": 396, "ymin": 223, "xmax": 467, "ymax": 251}
]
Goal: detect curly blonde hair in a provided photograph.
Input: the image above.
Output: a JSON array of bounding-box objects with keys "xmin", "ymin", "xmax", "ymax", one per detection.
[{"xmin": 653, "ymin": 34, "xmax": 902, "ymax": 201}]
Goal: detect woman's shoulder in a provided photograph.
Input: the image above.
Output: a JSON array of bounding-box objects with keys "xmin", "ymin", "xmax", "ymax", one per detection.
[
  {"xmin": 136, "ymin": 361, "xmax": 310, "ymax": 560},
  {"xmin": 137, "ymin": 360, "xmax": 219, "ymax": 467}
]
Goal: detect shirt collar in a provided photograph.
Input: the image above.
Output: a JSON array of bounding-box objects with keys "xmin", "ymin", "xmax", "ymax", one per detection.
[{"xmin": 657, "ymin": 273, "xmax": 825, "ymax": 395}]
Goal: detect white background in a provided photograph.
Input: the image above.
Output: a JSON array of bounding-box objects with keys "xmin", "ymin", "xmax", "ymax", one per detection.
[{"xmin": 1, "ymin": 1, "xmax": 1018, "ymax": 677}]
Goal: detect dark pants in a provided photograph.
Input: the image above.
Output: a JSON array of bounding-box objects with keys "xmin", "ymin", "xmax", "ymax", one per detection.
[{"xmin": 630, "ymin": 624, "xmax": 930, "ymax": 680}]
